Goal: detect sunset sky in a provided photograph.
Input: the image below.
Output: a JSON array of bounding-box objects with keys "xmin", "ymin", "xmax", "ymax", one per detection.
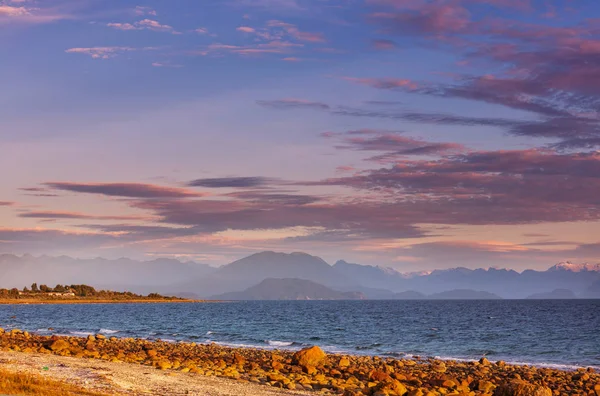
[{"xmin": 2, "ymin": 0, "xmax": 600, "ymax": 271}]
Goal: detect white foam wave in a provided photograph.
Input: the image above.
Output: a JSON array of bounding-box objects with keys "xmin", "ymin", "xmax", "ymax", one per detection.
[
  {"xmin": 432, "ymin": 355, "xmax": 598, "ymax": 372},
  {"xmin": 267, "ymin": 340, "xmax": 294, "ymax": 347},
  {"xmin": 206, "ymin": 331, "xmax": 213, "ymax": 335},
  {"xmin": 70, "ymin": 331, "xmax": 94, "ymax": 337},
  {"xmin": 99, "ymin": 328, "xmax": 119, "ymax": 334}
]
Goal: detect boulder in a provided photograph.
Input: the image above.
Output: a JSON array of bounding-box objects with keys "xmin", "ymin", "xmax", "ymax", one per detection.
[
  {"xmin": 293, "ymin": 346, "xmax": 326, "ymax": 369},
  {"xmin": 493, "ymin": 380, "xmax": 552, "ymax": 396},
  {"xmin": 48, "ymin": 339, "xmax": 71, "ymax": 352}
]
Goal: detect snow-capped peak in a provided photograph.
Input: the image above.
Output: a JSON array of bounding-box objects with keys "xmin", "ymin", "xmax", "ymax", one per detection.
[{"xmin": 550, "ymin": 261, "xmax": 600, "ymax": 272}]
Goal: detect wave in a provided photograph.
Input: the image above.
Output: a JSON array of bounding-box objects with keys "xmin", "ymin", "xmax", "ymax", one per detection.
[
  {"xmin": 69, "ymin": 331, "xmax": 94, "ymax": 337},
  {"xmin": 206, "ymin": 331, "xmax": 213, "ymax": 335},
  {"xmin": 267, "ymin": 340, "xmax": 294, "ymax": 347},
  {"xmin": 432, "ymin": 355, "xmax": 599, "ymax": 372},
  {"xmin": 99, "ymin": 329, "xmax": 119, "ymax": 334}
]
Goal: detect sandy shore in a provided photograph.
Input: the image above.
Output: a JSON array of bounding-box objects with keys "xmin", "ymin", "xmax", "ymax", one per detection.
[
  {"xmin": 1, "ymin": 328, "xmax": 599, "ymax": 396},
  {"xmin": 0, "ymin": 350, "xmax": 308, "ymax": 395}
]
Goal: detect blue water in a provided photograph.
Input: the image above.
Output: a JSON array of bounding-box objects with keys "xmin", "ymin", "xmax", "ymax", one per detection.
[{"xmin": 1, "ymin": 300, "xmax": 598, "ymax": 370}]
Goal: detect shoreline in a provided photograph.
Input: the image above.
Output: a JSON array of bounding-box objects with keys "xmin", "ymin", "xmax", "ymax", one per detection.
[
  {"xmin": 0, "ymin": 298, "xmax": 211, "ymax": 305},
  {"xmin": 1, "ymin": 328, "xmax": 598, "ymax": 395}
]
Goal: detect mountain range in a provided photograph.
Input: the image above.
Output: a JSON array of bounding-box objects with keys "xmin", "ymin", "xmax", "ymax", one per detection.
[{"xmin": 1, "ymin": 251, "xmax": 599, "ymax": 299}]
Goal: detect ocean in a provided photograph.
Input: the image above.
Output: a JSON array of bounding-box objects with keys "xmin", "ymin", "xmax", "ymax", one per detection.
[{"xmin": 1, "ymin": 300, "xmax": 598, "ymax": 370}]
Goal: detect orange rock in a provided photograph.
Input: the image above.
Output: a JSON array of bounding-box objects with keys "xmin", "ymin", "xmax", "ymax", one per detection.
[
  {"xmin": 369, "ymin": 370, "xmax": 392, "ymax": 382},
  {"xmin": 293, "ymin": 346, "xmax": 327, "ymax": 369},
  {"xmin": 493, "ymin": 380, "xmax": 552, "ymax": 396}
]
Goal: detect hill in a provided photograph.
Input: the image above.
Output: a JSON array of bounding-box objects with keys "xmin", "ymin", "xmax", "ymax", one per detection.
[
  {"xmin": 526, "ymin": 289, "xmax": 577, "ymax": 299},
  {"xmin": 583, "ymin": 280, "xmax": 600, "ymax": 298},
  {"xmin": 394, "ymin": 290, "xmax": 426, "ymax": 300},
  {"xmin": 0, "ymin": 254, "xmax": 215, "ymax": 293},
  {"xmin": 211, "ymin": 278, "xmax": 366, "ymax": 300},
  {"xmin": 3, "ymin": 252, "xmax": 600, "ymax": 299},
  {"xmin": 427, "ymin": 289, "xmax": 502, "ymax": 300}
]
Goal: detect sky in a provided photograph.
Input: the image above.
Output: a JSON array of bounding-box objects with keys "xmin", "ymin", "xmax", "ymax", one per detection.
[{"xmin": 2, "ymin": 0, "xmax": 600, "ymax": 271}]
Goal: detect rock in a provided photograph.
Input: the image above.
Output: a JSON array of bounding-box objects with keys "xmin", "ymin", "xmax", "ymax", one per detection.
[
  {"xmin": 95, "ymin": 334, "xmax": 106, "ymax": 340},
  {"xmin": 480, "ymin": 357, "xmax": 491, "ymax": 366},
  {"xmin": 431, "ymin": 361, "xmax": 447, "ymax": 373},
  {"xmin": 157, "ymin": 361, "xmax": 172, "ymax": 370},
  {"xmin": 478, "ymin": 380, "xmax": 496, "ymax": 393},
  {"xmin": 293, "ymin": 346, "xmax": 327, "ymax": 369},
  {"xmin": 48, "ymin": 339, "xmax": 71, "ymax": 352},
  {"xmin": 339, "ymin": 357, "xmax": 351, "ymax": 368},
  {"xmin": 493, "ymin": 380, "xmax": 552, "ymax": 396},
  {"xmin": 369, "ymin": 370, "xmax": 392, "ymax": 382}
]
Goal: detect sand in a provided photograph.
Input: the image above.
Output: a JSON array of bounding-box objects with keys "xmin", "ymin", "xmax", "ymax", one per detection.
[{"xmin": 0, "ymin": 350, "xmax": 310, "ymax": 396}]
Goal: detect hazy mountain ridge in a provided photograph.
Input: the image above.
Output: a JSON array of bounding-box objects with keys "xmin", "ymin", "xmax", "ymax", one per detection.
[
  {"xmin": 526, "ymin": 289, "xmax": 577, "ymax": 299},
  {"xmin": 1, "ymin": 252, "xmax": 600, "ymax": 299},
  {"xmin": 211, "ymin": 278, "xmax": 366, "ymax": 300},
  {"xmin": 0, "ymin": 254, "xmax": 216, "ymax": 292}
]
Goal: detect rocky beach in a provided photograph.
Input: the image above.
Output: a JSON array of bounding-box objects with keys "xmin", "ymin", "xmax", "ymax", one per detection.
[{"xmin": 1, "ymin": 327, "xmax": 598, "ymax": 396}]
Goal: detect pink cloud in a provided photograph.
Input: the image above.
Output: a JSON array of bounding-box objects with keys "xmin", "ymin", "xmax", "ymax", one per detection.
[
  {"xmin": 107, "ymin": 19, "xmax": 180, "ymax": 34},
  {"xmin": 134, "ymin": 6, "xmax": 156, "ymax": 16},
  {"xmin": 236, "ymin": 26, "xmax": 255, "ymax": 33}
]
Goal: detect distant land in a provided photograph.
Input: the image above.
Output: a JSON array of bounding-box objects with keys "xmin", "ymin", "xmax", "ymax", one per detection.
[
  {"xmin": 211, "ymin": 278, "xmax": 502, "ymax": 301},
  {"xmin": 427, "ymin": 289, "xmax": 502, "ymax": 300},
  {"xmin": 211, "ymin": 278, "xmax": 366, "ymax": 300},
  {"xmin": 526, "ymin": 289, "xmax": 577, "ymax": 300},
  {"xmin": 1, "ymin": 252, "xmax": 600, "ymax": 299},
  {"xmin": 0, "ymin": 283, "xmax": 195, "ymax": 304}
]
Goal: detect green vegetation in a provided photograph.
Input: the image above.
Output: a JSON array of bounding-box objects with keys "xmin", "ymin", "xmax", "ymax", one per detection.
[{"xmin": 0, "ymin": 283, "xmax": 183, "ymax": 302}]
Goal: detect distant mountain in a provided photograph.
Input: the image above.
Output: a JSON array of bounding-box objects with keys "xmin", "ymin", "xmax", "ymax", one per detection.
[
  {"xmin": 394, "ymin": 290, "xmax": 426, "ymax": 300},
  {"xmin": 548, "ymin": 262, "xmax": 600, "ymax": 272},
  {"xmin": 211, "ymin": 278, "xmax": 366, "ymax": 300},
  {"xmin": 526, "ymin": 289, "xmax": 577, "ymax": 299},
  {"xmin": 428, "ymin": 289, "xmax": 502, "ymax": 300},
  {"xmin": 3, "ymin": 251, "xmax": 600, "ymax": 300},
  {"xmin": 0, "ymin": 254, "xmax": 215, "ymax": 293},
  {"xmin": 583, "ymin": 280, "xmax": 600, "ymax": 299},
  {"xmin": 175, "ymin": 251, "xmax": 354, "ymax": 297}
]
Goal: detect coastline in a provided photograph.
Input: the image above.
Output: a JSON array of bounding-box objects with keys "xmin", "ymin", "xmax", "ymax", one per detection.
[
  {"xmin": 1, "ymin": 328, "xmax": 598, "ymax": 395},
  {"xmin": 0, "ymin": 298, "xmax": 209, "ymax": 305}
]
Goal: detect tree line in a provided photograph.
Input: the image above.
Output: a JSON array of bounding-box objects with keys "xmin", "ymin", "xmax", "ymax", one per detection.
[{"xmin": 0, "ymin": 284, "xmax": 173, "ymax": 300}]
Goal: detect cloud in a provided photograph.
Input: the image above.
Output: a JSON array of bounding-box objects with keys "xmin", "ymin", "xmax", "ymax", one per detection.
[
  {"xmin": 65, "ymin": 47, "xmax": 137, "ymax": 59},
  {"xmin": 0, "ymin": 227, "xmax": 119, "ymax": 254},
  {"xmin": 325, "ymin": 129, "xmax": 467, "ymax": 160},
  {"xmin": 225, "ymin": 191, "xmax": 321, "ymax": 205},
  {"xmin": 152, "ymin": 62, "xmax": 183, "ymax": 68},
  {"xmin": 343, "ymin": 77, "xmax": 418, "ymax": 90},
  {"xmin": 371, "ymin": 39, "xmax": 397, "ymax": 50},
  {"xmin": 107, "ymin": 19, "xmax": 180, "ymax": 34},
  {"xmin": 0, "ymin": 2, "xmax": 71, "ymax": 24},
  {"xmin": 361, "ymin": 0, "xmax": 600, "ymax": 150},
  {"xmin": 134, "ymin": 6, "xmax": 156, "ymax": 16},
  {"xmin": 257, "ymin": 98, "xmax": 330, "ymax": 110},
  {"xmin": 204, "ymin": 41, "xmax": 302, "ymax": 56},
  {"xmin": 0, "ymin": 4, "xmax": 28, "ymax": 16},
  {"xmin": 0, "ymin": 201, "xmax": 14, "ymax": 206},
  {"xmin": 188, "ymin": 177, "xmax": 278, "ymax": 188},
  {"xmin": 236, "ymin": 26, "xmax": 255, "ymax": 33},
  {"xmin": 19, "ymin": 211, "xmax": 151, "ymax": 221},
  {"xmin": 266, "ymin": 20, "xmax": 325, "ymax": 42},
  {"xmin": 44, "ymin": 182, "xmax": 205, "ymax": 198},
  {"xmin": 235, "ymin": 0, "xmax": 302, "ymax": 10}
]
